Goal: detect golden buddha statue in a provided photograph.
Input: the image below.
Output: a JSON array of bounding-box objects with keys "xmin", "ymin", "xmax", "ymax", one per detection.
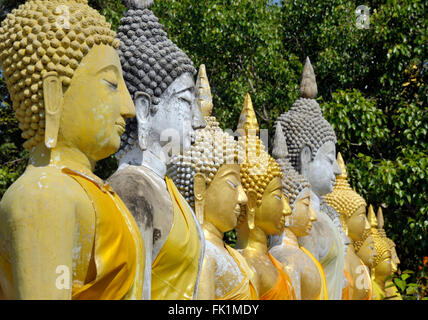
[
  {"xmin": 325, "ymin": 153, "xmax": 373, "ymax": 300},
  {"xmin": 168, "ymin": 75, "xmax": 258, "ymax": 299},
  {"xmin": 235, "ymin": 93, "xmax": 295, "ymax": 300},
  {"xmin": 354, "ymin": 228, "xmax": 377, "ymax": 268},
  {"xmin": 370, "ymin": 206, "xmax": 401, "ymax": 300},
  {"xmin": 0, "ymin": 0, "xmax": 144, "ymax": 299},
  {"xmin": 269, "ymin": 124, "xmax": 328, "ymax": 300}
]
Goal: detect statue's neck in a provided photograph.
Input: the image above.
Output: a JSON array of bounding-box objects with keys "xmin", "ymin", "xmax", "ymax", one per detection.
[
  {"xmin": 236, "ymin": 220, "xmax": 249, "ymax": 249},
  {"xmin": 282, "ymin": 228, "xmax": 299, "ymax": 247},
  {"xmin": 141, "ymin": 145, "xmax": 167, "ymax": 178},
  {"xmin": 310, "ymin": 191, "xmax": 321, "ymax": 213},
  {"xmin": 373, "ymin": 268, "xmax": 388, "ymax": 291},
  {"xmin": 29, "ymin": 142, "xmax": 96, "ymax": 178},
  {"xmin": 247, "ymin": 226, "xmax": 269, "ymax": 253},
  {"xmin": 119, "ymin": 140, "xmax": 167, "ymax": 179},
  {"xmin": 202, "ymin": 220, "xmax": 224, "ymax": 248}
]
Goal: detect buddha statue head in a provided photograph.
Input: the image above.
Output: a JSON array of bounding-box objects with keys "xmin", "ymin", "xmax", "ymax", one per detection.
[
  {"xmin": 0, "ymin": 0, "xmax": 134, "ymax": 164},
  {"xmin": 276, "ymin": 57, "xmax": 341, "ymax": 198},
  {"xmin": 354, "ymin": 229, "xmax": 377, "ymax": 268},
  {"xmin": 353, "ymin": 206, "xmax": 380, "ymax": 268},
  {"xmin": 371, "ymin": 206, "xmax": 395, "ymax": 282},
  {"xmin": 272, "ymin": 124, "xmax": 317, "ymax": 238},
  {"xmin": 236, "ymin": 94, "xmax": 291, "ymax": 240},
  {"xmin": 325, "ymin": 153, "xmax": 370, "ymax": 242},
  {"xmin": 387, "ymin": 237, "xmax": 400, "ymax": 274},
  {"xmin": 115, "ymin": 0, "xmax": 206, "ymax": 165},
  {"xmin": 168, "ymin": 67, "xmax": 246, "ymax": 229},
  {"xmin": 376, "ymin": 207, "xmax": 400, "ymax": 273}
]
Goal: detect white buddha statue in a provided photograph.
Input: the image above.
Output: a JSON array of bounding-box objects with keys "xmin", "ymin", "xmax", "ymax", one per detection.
[
  {"xmin": 107, "ymin": 0, "xmax": 206, "ymax": 300},
  {"xmin": 275, "ymin": 57, "xmax": 347, "ymax": 299}
]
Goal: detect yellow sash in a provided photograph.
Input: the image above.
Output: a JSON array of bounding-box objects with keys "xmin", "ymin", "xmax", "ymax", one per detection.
[
  {"xmin": 64, "ymin": 169, "xmax": 144, "ymax": 300},
  {"xmin": 151, "ymin": 177, "xmax": 202, "ymax": 300},
  {"xmin": 260, "ymin": 253, "xmax": 296, "ymax": 300},
  {"xmin": 217, "ymin": 245, "xmax": 258, "ymax": 300},
  {"xmin": 358, "ymin": 258, "xmax": 373, "ymax": 300},
  {"xmin": 301, "ymin": 246, "xmax": 328, "ymax": 300},
  {"xmin": 372, "ymin": 279, "xmax": 385, "ymax": 300}
]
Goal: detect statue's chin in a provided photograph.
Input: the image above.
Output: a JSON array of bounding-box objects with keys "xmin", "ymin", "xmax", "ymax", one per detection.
[
  {"xmin": 313, "ymin": 183, "xmax": 334, "ymax": 197},
  {"xmin": 182, "ymin": 138, "xmax": 192, "ymax": 154}
]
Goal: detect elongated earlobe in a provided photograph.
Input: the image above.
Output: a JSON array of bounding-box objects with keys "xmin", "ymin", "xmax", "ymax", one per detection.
[
  {"xmin": 299, "ymin": 145, "xmax": 312, "ymax": 178},
  {"xmin": 246, "ymin": 189, "xmax": 258, "ymax": 230},
  {"xmin": 134, "ymin": 91, "xmax": 152, "ymax": 151},
  {"xmin": 43, "ymin": 72, "xmax": 63, "ymax": 149},
  {"xmin": 193, "ymin": 173, "xmax": 207, "ymax": 224}
]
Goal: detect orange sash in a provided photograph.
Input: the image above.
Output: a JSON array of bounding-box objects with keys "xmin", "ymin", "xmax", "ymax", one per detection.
[
  {"xmin": 342, "ymin": 269, "xmax": 353, "ymax": 300},
  {"xmin": 64, "ymin": 169, "xmax": 144, "ymax": 300},
  {"xmin": 260, "ymin": 253, "xmax": 296, "ymax": 300}
]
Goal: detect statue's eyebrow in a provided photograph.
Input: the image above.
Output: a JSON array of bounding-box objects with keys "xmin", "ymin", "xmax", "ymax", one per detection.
[
  {"xmin": 300, "ymin": 198, "xmax": 310, "ymax": 205},
  {"xmin": 217, "ymin": 169, "xmax": 240, "ymax": 180},
  {"xmin": 96, "ymin": 64, "xmax": 119, "ymax": 75},
  {"xmin": 267, "ymin": 182, "xmax": 282, "ymax": 194},
  {"xmin": 299, "ymin": 193, "xmax": 311, "ymax": 201},
  {"xmin": 174, "ymin": 84, "xmax": 194, "ymax": 95}
]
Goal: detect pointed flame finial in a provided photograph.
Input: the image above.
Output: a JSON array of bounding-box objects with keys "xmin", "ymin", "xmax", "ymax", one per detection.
[
  {"xmin": 237, "ymin": 93, "xmax": 259, "ymax": 134},
  {"xmin": 196, "ymin": 64, "xmax": 213, "ymax": 117},
  {"xmin": 272, "ymin": 122, "xmax": 288, "ymax": 159},
  {"xmin": 299, "ymin": 57, "xmax": 318, "ymax": 99},
  {"xmin": 377, "ymin": 207, "xmax": 384, "ymax": 229},
  {"xmin": 336, "ymin": 152, "xmax": 348, "ymax": 179},
  {"xmin": 368, "ymin": 205, "xmax": 378, "ymax": 228},
  {"xmin": 123, "ymin": 0, "xmax": 154, "ymax": 9}
]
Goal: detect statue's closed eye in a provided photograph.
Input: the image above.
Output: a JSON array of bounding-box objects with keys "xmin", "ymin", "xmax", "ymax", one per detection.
[
  {"xmin": 179, "ymin": 96, "xmax": 192, "ymax": 104},
  {"xmin": 226, "ymin": 179, "xmax": 237, "ymax": 189},
  {"xmin": 103, "ymin": 79, "xmax": 118, "ymax": 90}
]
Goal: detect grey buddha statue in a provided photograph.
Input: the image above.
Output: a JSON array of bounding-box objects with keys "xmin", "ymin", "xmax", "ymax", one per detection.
[
  {"xmin": 107, "ymin": 0, "xmax": 206, "ymax": 300},
  {"xmin": 275, "ymin": 57, "xmax": 348, "ymax": 300}
]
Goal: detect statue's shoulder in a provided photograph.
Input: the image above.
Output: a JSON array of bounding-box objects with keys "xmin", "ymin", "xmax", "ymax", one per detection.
[
  {"xmin": 203, "ymin": 240, "xmax": 220, "ymax": 266},
  {"xmin": 0, "ymin": 165, "xmax": 88, "ymax": 221},
  {"xmin": 108, "ymin": 165, "xmax": 162, "ymax": 200},
  {"xmin": 108, "ymin": 165, "xmax": 167, "ymax": 230}
]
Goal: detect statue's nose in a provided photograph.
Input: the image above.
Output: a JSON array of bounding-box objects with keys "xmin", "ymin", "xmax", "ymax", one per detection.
[
  {"xmin": 192, "ymin": 98, "xmax": 206, "ymax": 129},
  {"xmin": 238, "ymin": 185, "xmax": 248, "ymax": 206},
  {"xmin": 333, "ymin": 158, "xmax": 342, "ymax": 176}
]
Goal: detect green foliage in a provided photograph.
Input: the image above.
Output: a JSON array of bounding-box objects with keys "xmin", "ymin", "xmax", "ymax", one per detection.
[
  {"xmin": 88, "ymin": 0, "xmax": 126, "ymax": 31},
  {"xmin": 321, "ymin": 89, "xmax": 389, "ymax": 157},
  {"xmin": 0, "ymin": 0, "xmax": 426, "ymax": 299},
  {"xmin": 223, "ymin": 230, "xmax": 237, "ymax": 248},
  {"xmin": 0, "ymin": 66, "xmax": 28, "ymax": 197},
  {"xmin": 391, "ymin": 261, "xmax": 428, "ymax": 300},
  {"xmin": 152, "ymin": 0, "xmax": 300, "ymax": 133}
]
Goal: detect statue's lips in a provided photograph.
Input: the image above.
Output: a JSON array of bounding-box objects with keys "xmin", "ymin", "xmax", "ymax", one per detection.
[
  {"xmin": 115, "ymin": 121, "xmax": 126, "ymax": 135},
  {"xmin": 233, "ymin": 205, "xmax": 241, "ymax": 217}
]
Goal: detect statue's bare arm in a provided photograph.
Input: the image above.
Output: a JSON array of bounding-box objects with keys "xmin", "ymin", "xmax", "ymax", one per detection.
[
  {"xmin": 196, "ymin": 253, "xmax": 215, "ymax": 300},
  {"xmin": 0, "ymin": 169, "xmax": 84, "ymax": 299},
  {"xmin": 107, "ymin": 168, "xmax": 154, "ymax": 299}
]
